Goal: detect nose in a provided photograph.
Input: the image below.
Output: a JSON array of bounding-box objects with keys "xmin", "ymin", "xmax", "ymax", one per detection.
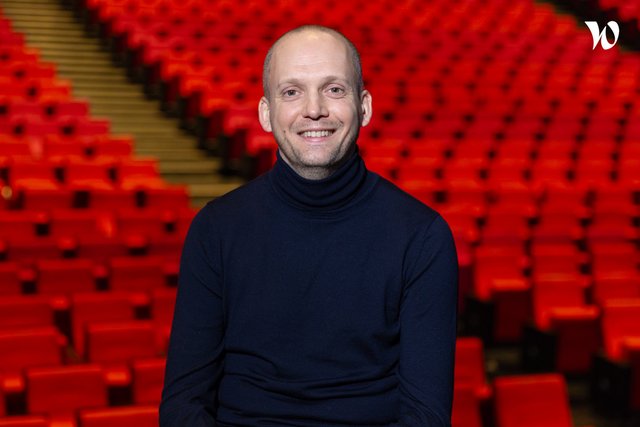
[{"xmin": 302, "ymin": 92, "xmax": 329, "ymax": 119}]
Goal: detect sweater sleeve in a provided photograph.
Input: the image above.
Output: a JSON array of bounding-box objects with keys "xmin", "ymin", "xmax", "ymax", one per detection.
[
  {"xmin": 392, "ymin": 215, "xmax": 458, "ymax": 426},
  {"xmin": 159, "ymin": 206, "xmax": 225, "ymax": 427}
]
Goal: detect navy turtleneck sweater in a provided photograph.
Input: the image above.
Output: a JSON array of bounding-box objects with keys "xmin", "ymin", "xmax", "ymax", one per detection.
[{"xmin": 160, "ymin": 149, "xmax": 458, "ymax": 426}]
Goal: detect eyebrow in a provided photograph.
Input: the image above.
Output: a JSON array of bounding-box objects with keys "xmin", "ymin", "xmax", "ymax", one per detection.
[{"xmin": 276, "ymin": 75, "xmax": 351, "ymax": 90}]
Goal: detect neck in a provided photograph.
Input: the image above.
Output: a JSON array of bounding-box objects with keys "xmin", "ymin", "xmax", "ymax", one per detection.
[
  {"xmin": 279, "ymin": 146, "xmax": 357, "ymax": 180},
  {"xmin": 268, "ymin": 145, "xmax": 371, "ymax": 212}
]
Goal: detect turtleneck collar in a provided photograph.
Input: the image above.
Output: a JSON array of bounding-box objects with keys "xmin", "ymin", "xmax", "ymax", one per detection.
[{"xmin": 268, "ymin": 147, "xmax": 371, "ymax": 212}]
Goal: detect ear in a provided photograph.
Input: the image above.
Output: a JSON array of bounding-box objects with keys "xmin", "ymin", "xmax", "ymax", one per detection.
[
  {"xmin": 258, "ymin": 96, "xmax": 272, "ymax": 132},
  {"xmin": 360, "ymin": 90, "xmax": 372, "ymax": 127}
]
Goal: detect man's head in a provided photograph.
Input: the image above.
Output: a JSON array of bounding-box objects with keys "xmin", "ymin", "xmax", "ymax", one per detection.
[{"xmin": 259, "ymin": 25, "xmax": 372, "ymax": 180}]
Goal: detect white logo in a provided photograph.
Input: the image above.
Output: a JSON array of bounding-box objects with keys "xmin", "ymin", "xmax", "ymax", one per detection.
[{"xmin": 585, "ymin": 21, "xmax": 620, "ymax": 50}]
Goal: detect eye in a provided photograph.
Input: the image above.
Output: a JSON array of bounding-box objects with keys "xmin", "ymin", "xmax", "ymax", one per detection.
[
  {"xmin": 328, "ymin": 86, "xmax": 345, "ymax": 95},
  {"xmin": 283, "ymin": 89, "xmax": 298, "ymax": 97}
]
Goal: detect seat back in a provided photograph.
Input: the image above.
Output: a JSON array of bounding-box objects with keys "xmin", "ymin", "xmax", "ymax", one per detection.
[
  {"xmin": 36, "ymin": 258, "xmax": 96, "ymax": 295},
  {"xmin": 85, "ymin": 321, "xmax": 158, "ymax": 364},
  {"xmin": 0, "ymin": 295, "xmax": 53, "ymax": 330},
  {"xmin": 26, "ymin": 364, "xmax": 107, "ymax": 416},
  {"xmin": 452, "ymin": 384, "xmax": 482, "ymax": 427},
  {"xmin": 0, "ymin": 326, "xmax": 65, "ymax": 373},
  {"xmin": 494, "ymin": 374, "xmax": 573, "ymax": 427},
  {"xmin": 71, "ymin": 292, "xmax": 137, "ymax": 357},
  {"xmin": 454, "ymin": 337, "xmax": 487, "ymax": 391},
  {"xmin": 0, "ymin": 416, "xmax": 49, "ymax": 427},
  {"xmin": 132, "ymin": 358, "xmax": 166, "ymax": 404},
  {"xmin": 602, "ymin": 299, "xmax": 640, "ymax": 360},
  {"xmin": 79, "ymin": 405, "xmax": 158, "ymax": 427}
]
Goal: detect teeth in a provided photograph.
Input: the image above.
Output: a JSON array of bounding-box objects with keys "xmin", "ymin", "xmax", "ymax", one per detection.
[{"xmin": 301, "ymin": 130, "xmax": 331, "ymax": 138}]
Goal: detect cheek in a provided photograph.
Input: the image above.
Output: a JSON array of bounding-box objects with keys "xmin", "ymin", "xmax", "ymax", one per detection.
[{"xmin": 274, "ymin": 107, "xmax": 297, "ymax": 130}]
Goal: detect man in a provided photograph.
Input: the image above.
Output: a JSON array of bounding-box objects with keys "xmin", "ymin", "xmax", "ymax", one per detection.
[{"xmin": 160, "ymin": 25, "xmax": 458, "ymax": 426}]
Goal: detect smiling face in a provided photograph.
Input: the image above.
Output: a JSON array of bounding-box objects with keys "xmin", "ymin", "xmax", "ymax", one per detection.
[{"xmin": 259, "ymin": 29, "xmax": 372, "ymax": 179}]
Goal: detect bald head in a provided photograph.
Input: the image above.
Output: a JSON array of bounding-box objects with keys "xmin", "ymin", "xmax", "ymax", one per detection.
[{"xmin": 262, "ymin": 25, "xmax": 363, "ymax": 100}]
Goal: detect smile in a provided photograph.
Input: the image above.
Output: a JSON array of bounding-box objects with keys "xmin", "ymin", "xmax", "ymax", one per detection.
[{"xmin": 299, "ymin": 130, "xmax": 334, "ymax": 138}]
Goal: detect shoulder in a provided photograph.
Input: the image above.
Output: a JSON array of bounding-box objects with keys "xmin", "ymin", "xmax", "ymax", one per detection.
[
  {"xmin": 367, "ymin": 173, "xmax": 455, "ymax": 253},
  {"xmin": 369, "ymin": 173, "xmax": 444, "ymax": 227},
  {"xmin": 193, "ymin": 173, "xmax": 271, "ymax": 224}
]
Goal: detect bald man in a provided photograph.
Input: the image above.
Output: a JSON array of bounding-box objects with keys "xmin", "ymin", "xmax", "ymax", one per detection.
[{"xmin": 160, "ymin": 25, "xmax": 458, "ymax": 426}]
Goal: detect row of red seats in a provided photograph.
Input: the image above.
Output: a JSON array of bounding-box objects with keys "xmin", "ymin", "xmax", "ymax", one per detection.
[
  {"xmin": 0, "ymin": 363, "xmax": 162, "ymax": 426},
  {"xmin": 0, "ymin": 404, "xmax": 159, "ymax": 427},
  {"xmin": 0, "ymin": 289, "xmax": 174, "ymax": 349},
  {"xmin": 0, "ymin": 208, "xmax": 192, "ymax": 259},
  {"xmin": 0, "ymin": 330, "xmax": 573, "ymax": 427},
  {"xmin": 0, "ymin": 157, "xmax": 189, "ymax": 210},
  {"xmin": 1, "ymin": 134, "xmax": 133, "ymax": 160},
  {"xmin": 0, "ymin": 256, "xmax": 178, "ymax": 294}
]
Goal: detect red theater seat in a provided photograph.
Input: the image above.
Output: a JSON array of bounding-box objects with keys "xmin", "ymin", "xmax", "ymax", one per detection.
[
  {"xmin": 8, "ymin": 158, "xmax": 72, "ymax": 210},
  {"xmin": 454, "ymin": 337, "xmax": 490, "ymax": 400},
  {"xmin": 593, "ymin": 300, "xmax": 640, "ymax": 412},
  {"xmin": 480, "ymin": 213, "xmax": 531, "ymax": 245},
  {"xmin": 528, "ymin": 278, "xmax": 600, "ymax": 373},
  {"xmin": 532, "ymin": 214, "xmax": 584, "ymax": 244},
  {"xmin": 0, "ymin": 326, "xmax": 66, "ymax": 394},
  {"xmin": 116, "ymin": 158, "xmax": 164, "ymax": 190},
  {"xmin": 35, "ymin": 258, "xmax": 97, "ymax": 297},
  {"xmin": 494, "ymin": 374, "xmax": 574, "ymax": 427},
  {"xmin": 84, "ymin": 321, "xmax": 160, "ymax": 387},
  {"xmin": 131, "ymin": 358, "xmax": 165, "ymax": 404},
  {"xmin": 108, "ymin": 256, "xmax": 168, "ymax": 292},
  {"xmin": 467, "ymin": 244, "xmax": 530, "ymax": 342},
  {"xmin": 0, "ymin": 262, "xmax": 24, "ymax": 295},
  {"xmin": 451, "ymin": 384, "xmax": 482, "ymax": 427},
  {"xmin": 0, "ymin": 295, "xmax": 54, "ymax": 330},
  {"xmin": 79, "ymin": 405, "xmax": 158, "ymax": 427},
  {"xmin": 70, "ymin": 291, "xmax": 139, "ymax": 358},
  {"xmin": 592, "ymin": 274, "xmax": 640, "ymax": 305},
  {"xmin": 587, "ymin": 213, "xmax": 638, "ymax": 243},
  {"xmin": 601, "ymin": 299, "xmax": 640, "ymax": 361},
  {"xmin": 64, "ymin": 158, "xmax": 114, "ymax": 191},
  {"xmin": 48, "ymin": 209, "xmax": 121, "ymax": 259},
  {"xmin": 0, "ymin": 416, "xmax": 49, "ymax": 427},
  {"xmin": 26, "ymin": 364, "xmax": 107, "ymax": 424}
]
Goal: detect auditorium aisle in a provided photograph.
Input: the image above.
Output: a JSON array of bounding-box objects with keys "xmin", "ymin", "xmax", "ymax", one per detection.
[{"xmin": 0, "ymin": 0, "xmax": 244, "ymax": 207}]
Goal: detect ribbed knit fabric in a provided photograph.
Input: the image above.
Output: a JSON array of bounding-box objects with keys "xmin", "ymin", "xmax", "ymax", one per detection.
[{"xmin": 160, "ymin": 149, "xmax": 458, "ymax": 427}]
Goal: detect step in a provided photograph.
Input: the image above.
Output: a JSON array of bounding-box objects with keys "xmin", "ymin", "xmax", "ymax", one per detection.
[
  {"xmin": 69, "ymin": 81, "xmax": 136, "ymax": 91},
  {"xmin": 18, "ymin": 31, "xmax": 93, "ymax": 42},
  {"xmin": 54, "ymin": 73, "xmax": 129, "ymax": 84},
  {"xmin": 136, "ymin": 149, "xmax": 207, "ymax": 161},
  {"xmin": 74, "ymin": 96, "xmax": 153, "ymax": 111},
  {"xmin": 40, "ymin": 56, "xmax": 115, "ymax": 67},
  {"xmin": 2, "ymin": 13, "xmax": 78, "ymax": 25},
  {"xmin": 65, "ymin": 89, "xmax": 149, "ymax": 100},
  {"xmin": 98, "ymin": 114, "xmax": 176, "ymax": 124},
  {"xmin": 0, "ymin": 0, "xmax": 59, "ymax": 5},
  {"xmin": 110, "ymin": 125, "xmax": 187, "ymax": 135},
  {"xmin": 159, "ymin": 160, "xmax": 221, "ymax": 175},
  {"xmin": 131, "ymin": 141, "xmax": 200, "ymax": 153},
  {"xmin": 97, "ymin": 109, "xmax": 175, "ymax": 118},
  {"xmin": 188, "ymin": 181, "xmax": 243, "ymax": 196}
]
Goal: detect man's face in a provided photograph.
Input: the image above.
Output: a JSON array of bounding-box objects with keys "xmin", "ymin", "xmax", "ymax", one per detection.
[{"xmin": 259, "ymin": 31, "xmax": 372, "ymax": 179}]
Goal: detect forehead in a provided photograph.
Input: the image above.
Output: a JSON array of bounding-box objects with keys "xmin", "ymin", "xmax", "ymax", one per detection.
[{"xmin": 269, "ymin": 31, "xmax": 355, "ymax": 85}]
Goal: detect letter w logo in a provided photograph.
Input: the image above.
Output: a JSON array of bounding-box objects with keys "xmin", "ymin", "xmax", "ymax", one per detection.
[{"xmin": 585, "ymin": 21, "xmax": 620, "ymax": 50}]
